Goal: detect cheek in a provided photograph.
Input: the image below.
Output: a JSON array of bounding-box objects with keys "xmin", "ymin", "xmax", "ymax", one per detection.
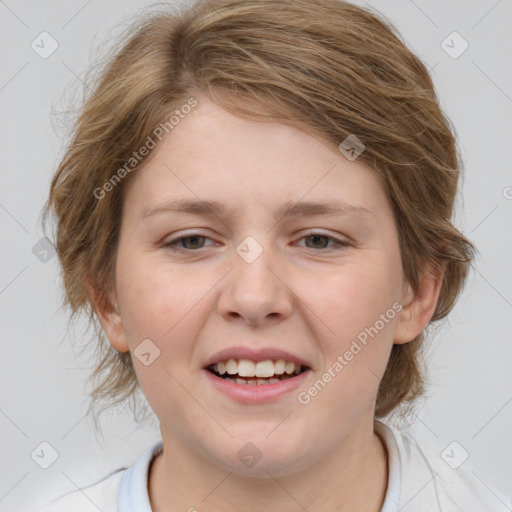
[
  {"xmin": 116, "ymin": 248, "xmax": 194, "ymax": 336},
  {"xmin": 300, "ymin": 277, "xmax": 398, "ymax": 424},
  {"xmin": 114, "ymin": 253, "xmax": 209, "ymax": 414},
  {"xmin": 302, "ymin": 260, "xmax": 400, "ymax": 416},
  {"xmin": 312, "ymin": 259, "xmax": 399, "ymax": 341}
]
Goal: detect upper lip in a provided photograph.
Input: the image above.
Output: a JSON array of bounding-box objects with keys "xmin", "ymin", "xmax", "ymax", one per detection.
[{"xmin": 203, "ymin": 346, "xmax": 312, "ymax": 369}]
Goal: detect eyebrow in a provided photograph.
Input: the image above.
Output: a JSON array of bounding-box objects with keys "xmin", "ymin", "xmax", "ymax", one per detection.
[{"xmin": 142, "ymin": 198, "xmax": 373, "ymax": 221}]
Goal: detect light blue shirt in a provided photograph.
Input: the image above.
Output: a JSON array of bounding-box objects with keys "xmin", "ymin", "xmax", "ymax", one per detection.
[{"xmin": 117, "ymin": 441, "xmax": 163, "ymax": 512}]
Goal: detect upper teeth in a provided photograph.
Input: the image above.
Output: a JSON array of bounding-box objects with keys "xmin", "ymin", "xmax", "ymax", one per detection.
[{"xmin": 213, "ymin": 359, "xmax": 302, "ymax": 378}]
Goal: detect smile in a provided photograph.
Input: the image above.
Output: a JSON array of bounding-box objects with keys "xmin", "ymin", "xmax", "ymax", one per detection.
[{"xmin": 208, "ymin": 358, "xmax": 306, "ymax": 385}]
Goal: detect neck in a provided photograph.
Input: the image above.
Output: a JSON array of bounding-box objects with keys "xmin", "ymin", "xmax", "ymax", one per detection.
[{"xmin": 148, "ymin": 420, "xmax": 388, "ymax": 512}]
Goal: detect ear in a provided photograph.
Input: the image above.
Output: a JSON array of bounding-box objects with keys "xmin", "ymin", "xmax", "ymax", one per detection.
[
  {"xmin": 393, "ymin": 260, "xmax": 446, "ymax": 344},
  {"xmin": 86, "ymin": 277, "xmax": 130, "ymax": 353}
]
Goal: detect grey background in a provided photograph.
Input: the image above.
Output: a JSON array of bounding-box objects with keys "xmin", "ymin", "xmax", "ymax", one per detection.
[{"xmin": 1, "ymin": 0, "xmax": 511, "ymax": 510}]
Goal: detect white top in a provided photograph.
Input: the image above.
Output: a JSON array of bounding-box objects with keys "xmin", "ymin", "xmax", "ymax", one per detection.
[{"xmin": 35, "ymin": 421, "xmax": 511, "ymax": 512}]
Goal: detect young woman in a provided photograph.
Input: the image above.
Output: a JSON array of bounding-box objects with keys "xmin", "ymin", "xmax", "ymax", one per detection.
[{"xmin": 37, "ymin": 0, "xmax": 510, "ymax": 510}]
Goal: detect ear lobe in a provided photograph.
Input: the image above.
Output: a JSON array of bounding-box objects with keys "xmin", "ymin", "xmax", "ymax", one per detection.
[
  {"xmin": 86, "ymin": 277, "xmax": 130, "ymax": 353},
  {"xmin": 393, "ymin": 260, "xmax": 445, "ymax": 345}
]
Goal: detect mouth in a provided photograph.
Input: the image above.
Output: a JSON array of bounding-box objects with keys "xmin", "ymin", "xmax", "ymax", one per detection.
[{"xmin": 206, "ymin": 358, "xmax": 310, "ymax": 386}]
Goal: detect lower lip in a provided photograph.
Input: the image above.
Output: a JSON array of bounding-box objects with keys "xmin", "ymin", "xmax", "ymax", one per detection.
[{"xmin": 203, "ymin": 368, "xmax": 311, "ymax": 404}]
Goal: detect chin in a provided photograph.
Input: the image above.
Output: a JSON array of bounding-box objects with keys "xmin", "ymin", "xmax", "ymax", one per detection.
[{"xmin": 205, "ymin": 434, "xmax": 316, "ymax": 478}]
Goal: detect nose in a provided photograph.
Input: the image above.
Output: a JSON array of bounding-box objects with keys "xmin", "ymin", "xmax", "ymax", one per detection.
[{"xmin": 217, "ymin": 241, "xmax": 293, "ymax": 327}]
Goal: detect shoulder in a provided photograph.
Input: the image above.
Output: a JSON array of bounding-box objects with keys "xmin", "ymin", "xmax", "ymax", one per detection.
[
  {"xmin": 34, "ymin": 440, "xmax": 163, "ymax": 512},
  {"xmin": 376, "ymin": 421, "xmax": 512, "ymax": 512},
  {"xmin": 35, "ymin": 469, "xmax": 125, "ymax": 512}
]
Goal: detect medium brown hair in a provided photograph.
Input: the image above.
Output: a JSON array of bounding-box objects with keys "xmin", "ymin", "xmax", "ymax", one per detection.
[{"xmin": 42, "ymin": 0, "xmax": 476, "ymax": 428}]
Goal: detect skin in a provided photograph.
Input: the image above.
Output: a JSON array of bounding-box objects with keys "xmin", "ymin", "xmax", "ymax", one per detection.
[{"xmin": 90, "ymin": 92, "xmax": 444, "ymax": 511}]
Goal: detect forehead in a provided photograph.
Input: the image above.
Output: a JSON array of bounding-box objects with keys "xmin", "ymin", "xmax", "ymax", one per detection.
[{"xmin": 122, "ymin": 95, "xmax": 390, "ymax": 223}]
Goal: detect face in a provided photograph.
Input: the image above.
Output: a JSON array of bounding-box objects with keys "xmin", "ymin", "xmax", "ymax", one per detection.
[{"xmin": 98, "ymin": 93, "xmax": 429, "ymax": 477}]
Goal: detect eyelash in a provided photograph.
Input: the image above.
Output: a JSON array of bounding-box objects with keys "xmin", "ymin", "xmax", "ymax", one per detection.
[{"xmin": 162, "ymin": 232, "xmax": 350, "ymax": 253}]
